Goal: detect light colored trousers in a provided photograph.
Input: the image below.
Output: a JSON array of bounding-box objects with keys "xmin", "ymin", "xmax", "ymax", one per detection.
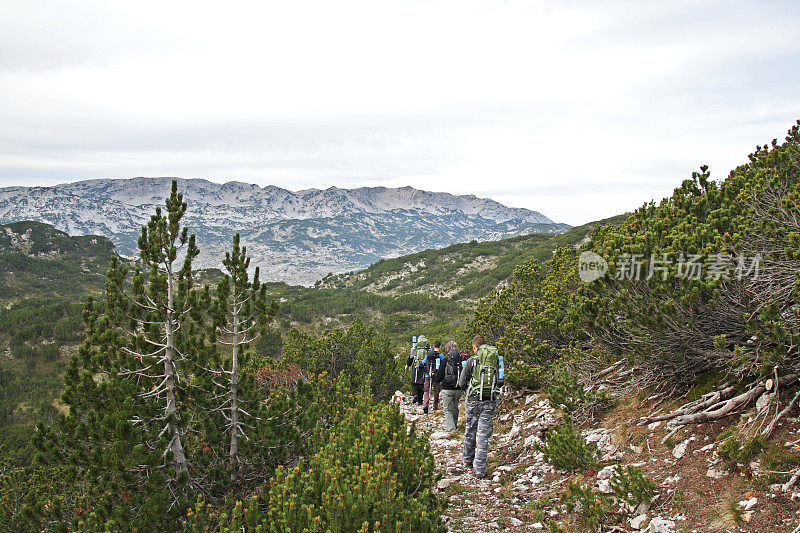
[{"xmin": 441, "ymin": 389, "xmax": 463, "ymax": 431}]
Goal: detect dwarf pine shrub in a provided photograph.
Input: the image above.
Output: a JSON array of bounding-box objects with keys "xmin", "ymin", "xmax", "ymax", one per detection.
[
  {"xmin": 609, "ymin": 465, "xmax": 656, "ymax": 508},
  {"xmin": 184, "ymin": 387, "xmax": 444, "ymax": 532},
  {"xmin": 547, "ymin": 366, "xmax": 610, "ymax": 416},
  {"xmin": 718, "ymin": 428, "xmax": 765, "ymax": 464},
  {"xmin": 562, "ymin": 480, "xmax": 611, "ymax": 532},
  {"xmin": 537, "ymin": 421, "xmax": 596, "ymax": 472}
]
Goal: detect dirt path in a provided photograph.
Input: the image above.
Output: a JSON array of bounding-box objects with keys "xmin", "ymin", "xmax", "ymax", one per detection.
[{"xmin": 399, "ymin": 397, "xmax": 554, "ymax": 532}]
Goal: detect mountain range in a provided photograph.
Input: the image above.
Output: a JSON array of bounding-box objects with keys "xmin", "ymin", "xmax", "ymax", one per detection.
[{"xmin": 0, "ymin": 178, "xmax": 568, "ymax": 285}]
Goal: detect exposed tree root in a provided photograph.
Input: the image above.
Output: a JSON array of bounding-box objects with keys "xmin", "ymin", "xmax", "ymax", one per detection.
[{"xmin": 638, "ymin": 374, "xmax": 799, "ymax": 427}]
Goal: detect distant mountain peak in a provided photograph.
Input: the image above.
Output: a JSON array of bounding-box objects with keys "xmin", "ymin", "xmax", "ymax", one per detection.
[{"xmin": 0, "ymin": 177, "xmax": 568, "ymax": 285}]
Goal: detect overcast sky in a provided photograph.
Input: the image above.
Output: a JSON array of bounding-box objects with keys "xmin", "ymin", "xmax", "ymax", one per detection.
[{"xmin": 1, "ymin": 1, "xmax": 798, "ymax": 225}]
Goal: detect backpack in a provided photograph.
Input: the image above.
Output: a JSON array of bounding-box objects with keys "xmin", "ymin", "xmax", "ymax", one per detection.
[
  {"xmin": 414, "ymin": 344, "xmax": 429, "ymax": 368},
  {"xmin": 467, "ymin": 345, "xmax": 501, "ymax": 401},
  {"xmin": 442, "ymin": 353, "xmax": 461, "ymax": 388}
]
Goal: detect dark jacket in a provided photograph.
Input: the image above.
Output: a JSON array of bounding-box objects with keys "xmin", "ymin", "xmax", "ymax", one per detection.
[
  {"xmin": 426, "ymin": 349, "xmax": 443, "ymax": 378},
  {"xmin": 407, "ymin": 344, "xmax": 430, "ymax": 384},
  {"xmin": 433, "ymin": 349, "xmax": 463, "ymax": 391}
]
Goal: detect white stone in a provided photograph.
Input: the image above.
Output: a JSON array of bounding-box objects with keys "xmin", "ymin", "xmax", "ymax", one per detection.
[
  {"xmin": 672, "ymin": 439, "xmax": 690, "ymax": 459},
  {"xmin": 698, "ymin": 443, "xmax": 715, "ymax": 452},
  {"xmin": 509, "ymin": 517, "xmax": 523, "ymax": 527},
  {"xmin": 532, "ymin": 523, "xmax": 544, "ymax": 530},
  {"xmin": 630, "ymin": 514, "xmax": 649, "ymax": 529},
  {"xmin": 509, "ymin": 425, "xmax": 521, "ymax": 438},
  {"xmin": 743, "ymin": 497, "xmax": 757, "ymax": 510},
  {"xmin": 647, "ymin": 421, "xmax": 662, "ymax": 430},
  {"xmin": 526, "ymin": 395, "xmax": 537, "ymax": 405},
  {"xmin": 437, "ymin": 479, "xmax": 453, "ymax": 490},
  {"xmin": 634, "ymin": 502, "xmax": 651, "ymax": 516},
  {"xmin": 706, "ymin": 467, "xmax": 725, "ymax": 480},
  {"xmin": 597, "ymin": 465, "xmax": 617, "ymax": 480},
  {"xmin": 598, "ymin": 479, "xmax": 613, "ymax": 493},
  {"xmin": 646, "ymin": 517, "xmax": 675, "ymax": 532},
  {"xmin": 756, "ymin": 393, "xmax": 775, "ymax": 412}
]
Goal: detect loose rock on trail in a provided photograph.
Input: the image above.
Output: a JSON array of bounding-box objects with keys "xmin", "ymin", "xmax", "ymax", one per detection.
[{"xmin": 399, "ymin": 394, "xmax": 559, "ymax": 532}]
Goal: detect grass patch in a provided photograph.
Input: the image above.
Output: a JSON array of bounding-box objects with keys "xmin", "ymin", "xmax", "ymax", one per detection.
[{"xmin": 446, "ymin": 482, "xmax": 475, "ymax": 496}]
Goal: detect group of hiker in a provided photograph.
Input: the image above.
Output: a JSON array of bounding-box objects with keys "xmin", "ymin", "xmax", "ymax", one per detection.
[{"xmin": 405, "ymin": 334, "xmax": 503, "ymax": 480}]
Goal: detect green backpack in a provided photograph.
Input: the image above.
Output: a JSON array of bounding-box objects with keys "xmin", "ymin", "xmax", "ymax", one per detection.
[
  {"xmin": 414, "ymin": 343, "xmax": 429, "ymax": 367},
  {"xmin": 468, "ymin": 345, "xmax": 501, "ymax": 401}
]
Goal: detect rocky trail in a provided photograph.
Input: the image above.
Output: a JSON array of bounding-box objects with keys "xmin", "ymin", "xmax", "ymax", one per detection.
[
  {"xmin": 399, "ymin": 389, "xmax": 800, "ymax": 532},
  {"xmin": 400, "ymin": 394, "xmax": 560, "ymax": 532}
]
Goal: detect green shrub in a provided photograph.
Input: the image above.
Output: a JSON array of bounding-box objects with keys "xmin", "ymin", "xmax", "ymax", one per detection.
[
  {"xmin": 718, "ymin": 429, "xmax": 765, "ymax": 464},
  {"xmin": 281, "ymin": 319, "xmax": 403, "ymax": 400},
  {"xmin": 548, "ymin": 366, "xmax": 611, "ymax": 416},
  {"xmin": 183, "ymin": 397, "xmax": 444, "ymax": 532},
  {"xmin": 537, "ymin": 421, "xmax": 596, "ymax": 472},
  {"xmin": 609, "ymin": 465, "xmax": 656, "ymax": 508},
  {"xmin": 562, "ymin": 480, "xmax": 611, "ymax": 532}
]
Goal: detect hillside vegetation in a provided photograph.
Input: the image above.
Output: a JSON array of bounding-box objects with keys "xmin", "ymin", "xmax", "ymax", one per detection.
[
  {"xmin": 0, "ymin": 223, "xmax": 123, "ymax": 466},
  {"xmin": 267, "ymin": 216, "xmax": 625, "ymax": 343},
  {"xmin": 2, "ymin": 119, "xmax": 800, "ymax": 531},
  {"xmin": 452, "ymin": 120, "xmax": 800, "ymax": 530}
]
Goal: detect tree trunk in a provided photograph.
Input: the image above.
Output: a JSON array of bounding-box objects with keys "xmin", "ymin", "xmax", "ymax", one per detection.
[
  {"xmin": 230, "ymin": 292, "xmax": 240, "ymax": 480},
  {"xmin": 165, "ymin": 269, "xmax": 188, "ymax": 474}
]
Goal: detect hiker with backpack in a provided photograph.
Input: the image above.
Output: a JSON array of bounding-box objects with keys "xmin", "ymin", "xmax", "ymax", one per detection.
[
  {"xmin": 422, "ymin": 341, "xmax": 444, "ymax": 414},
  {"xmin": 458, "ymin": 335, "xmax": 503, "ymax": 479},
  {"xmin": 433, "ymin": 340, "xmax": 463, "ymax": 431},
  {"xmin": 406, "ymin": 335, "xmax": 430, "ymax": 405}
]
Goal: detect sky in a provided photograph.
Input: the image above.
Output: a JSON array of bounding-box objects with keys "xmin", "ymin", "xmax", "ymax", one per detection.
[{"xmin": 0, "ymin": 1, "xmax": 798, "ymax": 225}]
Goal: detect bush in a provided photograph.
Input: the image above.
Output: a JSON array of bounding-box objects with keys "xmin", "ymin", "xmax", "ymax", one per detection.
[
  {"xmin": 537, "ymin": 421, "xmax": 596, "ymax": 472},
  {"xmin": 458, "ymin": 247, "xmax": 591, "ymax": 390},
  {"xmin": 562, "ymin": 480, "xmax": 611, "ymax": 532},
  {"xmin": 183, "ymin": 394, "xmax": 445, "ymax": 532},
  {"xmin": 718, "ymin": 429, "xmax": 765, "ymax": 464},
  {"xmin": 609, "ymin": 465, "xmax": 656, "ymax": 508},
  {"xmin": 281, "ymin": 319, "xmax": 403, "ymax": 399},
  {"xmin": 548, "ymin": 366, "xmax": 610, "ymax": 417}
]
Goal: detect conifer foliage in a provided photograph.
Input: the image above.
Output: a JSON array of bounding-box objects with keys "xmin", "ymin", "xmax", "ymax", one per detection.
[
  {"xmin": 206, "ymin": 233, "xmax": 277, "ymax": 481},
  {"xmin": 34, "ymin": 180, "xmax": 202, "ymax": 527},
  {"xmin": 22, "ymin": 181, "xmax": 440, "ymax": 531}
]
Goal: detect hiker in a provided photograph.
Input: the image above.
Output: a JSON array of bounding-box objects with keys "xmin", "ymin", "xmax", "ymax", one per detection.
[
  {"xmin": 433, "ymin": 340, "xmax": 463, "ymax": 431},
  {"xmin": 423, "ymin": 341, "xmax": 445, "ymax": 414},
  {"xmin": 406, "ymin": 335, "xmax": 430, "ymax": 405},
  {"xmin": 459, "ymin": 335, "xmax": 502, "ymax": 479}
]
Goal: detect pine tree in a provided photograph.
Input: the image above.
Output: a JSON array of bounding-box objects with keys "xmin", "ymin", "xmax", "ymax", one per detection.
[
  {"xmin": 33, "ymin": 180, "xmax": 202, "ymax": 527},
  {"xmin": 208, "ymin": 234, "xmax": 276, "ymax": 480}
]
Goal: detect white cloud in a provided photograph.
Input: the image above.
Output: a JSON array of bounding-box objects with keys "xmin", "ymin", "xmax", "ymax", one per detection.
[{"xmin": 1, "ymin": 0, "xmax": 799, "ymax": 224}]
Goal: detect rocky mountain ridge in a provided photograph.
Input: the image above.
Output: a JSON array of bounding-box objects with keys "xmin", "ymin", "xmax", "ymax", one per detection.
[{"xmin": 0, "ymin": 178, "xmax": 568, "ymax": 285}]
